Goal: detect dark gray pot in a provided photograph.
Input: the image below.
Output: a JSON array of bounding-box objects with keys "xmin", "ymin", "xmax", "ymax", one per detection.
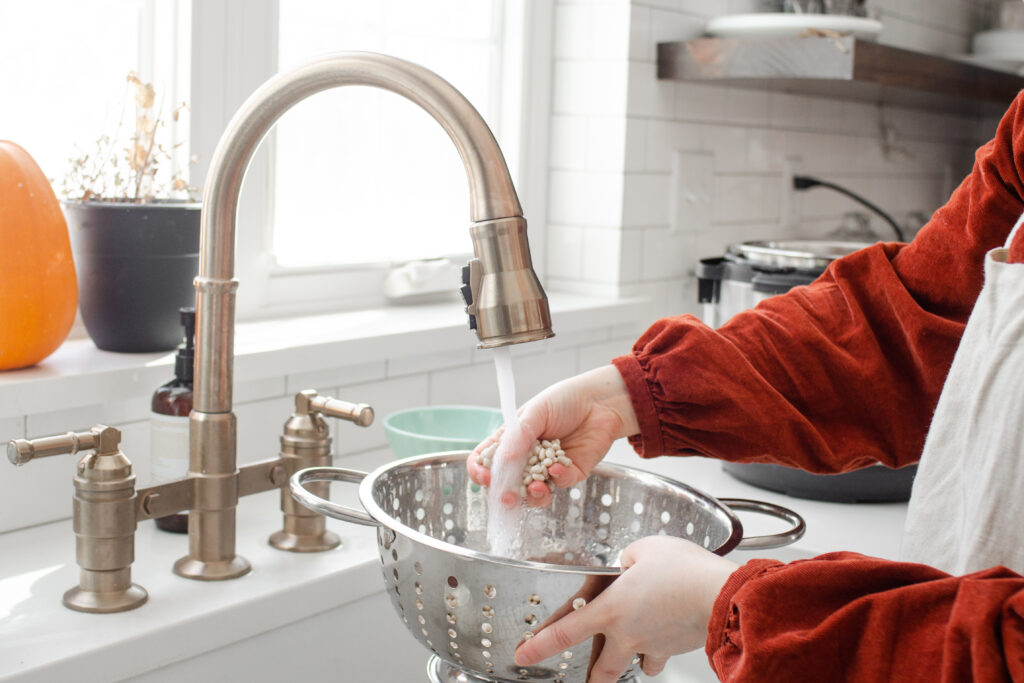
[{"xmin": 62, "ymin": 200, "xmax": 201, "ymax": 352}]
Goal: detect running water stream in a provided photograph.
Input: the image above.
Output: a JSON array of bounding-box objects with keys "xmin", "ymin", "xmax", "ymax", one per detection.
[{"xmin": 486, "ymin": 346, "xmax": 529, "ymax": 557}]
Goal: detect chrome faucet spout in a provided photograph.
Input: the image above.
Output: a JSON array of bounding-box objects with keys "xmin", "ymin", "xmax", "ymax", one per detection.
[{"xmin": 177, "ymin": 52, "xmax": 553, "ymax": 580}]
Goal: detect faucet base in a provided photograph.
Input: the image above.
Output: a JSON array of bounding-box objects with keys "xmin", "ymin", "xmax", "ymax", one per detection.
[
  {"xmin": 172, "ymin": 554, "xmax": 251, "ymax": 581},
  {"xmin": 63, "ymin": 583, "xmax": 148, "ymax": 614},
  {"xmin": 269, "ymin": 529, "xmax": 341, "ymax": 553}
]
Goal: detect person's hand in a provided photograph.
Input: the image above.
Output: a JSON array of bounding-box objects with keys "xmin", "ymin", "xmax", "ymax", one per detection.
[
  {"xmin": 466, "ymin": 365, "xmax": 640, "ymax": 507},
  {"xmin": 513, "ymin": 536, "xmax": 739, "ymax": 681}
]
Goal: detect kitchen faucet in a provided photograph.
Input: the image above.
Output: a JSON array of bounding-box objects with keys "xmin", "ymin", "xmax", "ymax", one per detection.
[{"xmin": 8, "ymin": 52, "xmax": 553, "ymax": 610}]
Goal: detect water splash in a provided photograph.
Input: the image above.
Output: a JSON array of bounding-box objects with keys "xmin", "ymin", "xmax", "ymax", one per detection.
[{"xmin": 486, "ymin": 346, "xmax": 529, "ymax": 558}]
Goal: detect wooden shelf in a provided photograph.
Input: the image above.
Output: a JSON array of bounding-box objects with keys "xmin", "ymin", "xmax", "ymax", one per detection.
[{"xmin": 657, "ymin": 37, "xmax": 1024, "ymax": 116}]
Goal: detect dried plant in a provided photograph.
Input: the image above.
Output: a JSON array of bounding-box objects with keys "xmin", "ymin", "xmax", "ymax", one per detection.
[{"xmin": 61, "ymin": 72, "xmax": 195, "ymax": 203}]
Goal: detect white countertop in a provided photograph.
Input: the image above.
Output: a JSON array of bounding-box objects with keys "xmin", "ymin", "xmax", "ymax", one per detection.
[{"xmin": 0, "ymin": 442, "xmax": 907, "ymax": 682}]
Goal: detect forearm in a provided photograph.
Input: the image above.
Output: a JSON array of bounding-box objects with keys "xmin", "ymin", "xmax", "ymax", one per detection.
[
  {"xmin": 706, "ymin": 552, "xmax": 1024, "ymax": 682},
  {"xmin": 616, "ymin": 91, "xmax": 1024, "ymax": 471}
]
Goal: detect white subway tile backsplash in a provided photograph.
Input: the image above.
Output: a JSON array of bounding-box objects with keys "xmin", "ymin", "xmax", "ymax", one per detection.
[
  {"xmin": 508, "ymin": 348, "xmax": 581, "ymax": 401},
  {"xmin": 550, "ymin": 115, "xmax": 590, "ymax": 169},
  {"xmin": 642, "ymin": 226, "xmax": 696, "ymax": 280},
  {"xmin": 578, "ymin": 338, "xmax": 631, "ymax": 371},
  {"xmin": 547, "ymin": 223, "xmax": 586, "ymax": 280},
  {"xmin": 334, "ymin": 374, "xmax": 431, "ymax": 457},
  {"xmin": 428, "ymin": 363, "xmax": 501, "ymax": 409},
  {"xmin": 388, "ymin": 349, "xmax": 473, "ymax": 378},
  {"xmin": 587, "ymin": 116, "xmax": 628, "ymax": 171},
  {"xmin": 555, "ymin": 4, "xmax": 595, "ymax": 60},
  {"xmin": 622, "ymin": 172, "xmax": 671, "ymax": 227},
  {"xmin": 553, "ymin": 60, "xmax": 629, "ymax": 117},
  {"xmin": 582, "ymin": 228, "xmax": 627, "ymax": 282},
  {"xmin": 624, "ymin": 117, "xmax": 649, "ymax": 172},
  {"xmin": 648, "ymin": 7, "xmax": 704, "ymax": 53},
  {"xmin": 626, "ymin": 60, "xmax": 677, "ymax": 119},
  {"xmin": 236, "ymin": 395, "xmax": 294, "ymax": 465},
  {"xmin": 549, "ymin": 170, "xmax": 624, "ymax": 227},
  {"xmin": 590, "ymin": 2, "xmax": 633, "ymax": 62},
  {"xmin": 629, "ymin": 4, "xmax": 653, "ymax": 63},
  {"xmin": 285, "ymin": 361, "xmax": 387, "ymax": 396}
]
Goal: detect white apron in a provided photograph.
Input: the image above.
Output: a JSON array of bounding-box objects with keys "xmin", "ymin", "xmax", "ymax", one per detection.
[{"xmin": 902, "ymin": 212, "xmax": 1024, "ymax": 575}]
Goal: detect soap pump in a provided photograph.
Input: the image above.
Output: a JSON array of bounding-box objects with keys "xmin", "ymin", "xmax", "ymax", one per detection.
[{"xmin": 151, "ymin": 307, "xmax": 195, "ymax": 533}]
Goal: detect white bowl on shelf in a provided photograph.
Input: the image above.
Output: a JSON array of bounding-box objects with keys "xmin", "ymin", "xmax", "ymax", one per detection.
[
  {"xmin": 972, "ymin": 29, "xmax": 1024, "ymax": 62},
  {"xmin": 705, "ymin": 13, "xmax": 883, "ymax": 41}
]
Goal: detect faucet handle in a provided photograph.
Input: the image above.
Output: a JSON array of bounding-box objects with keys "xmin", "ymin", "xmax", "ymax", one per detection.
[
  {"xmin": 8, "ymin": 425, "xmax": 121, "ymax": 465},
  {"xmin": 295, "ymin": 390, "xmax": 374, "ymax": 427}
]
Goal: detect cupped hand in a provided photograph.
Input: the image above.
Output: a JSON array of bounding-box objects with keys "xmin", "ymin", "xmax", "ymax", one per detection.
[
  {"xmin": 466, "ymin": 365, "xmax": 640, "ymax": 507},
  {"xmin": 513, "ymin": 536, "xmax": 739, "ymax": 681}
]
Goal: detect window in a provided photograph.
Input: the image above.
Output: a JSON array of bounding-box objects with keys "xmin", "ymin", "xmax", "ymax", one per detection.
[
  {"xmin": 190, "ymin": 0, "xmax": 550, "ymax": 318},
  {"xmin": 4, "ymin": 0, "xmax": 550, "ymax": 320},
  {"xmin": 274, "ymin": 1, "xmax": 504, "ymax": 267},
  {"xmin": 0, "ymin": 1, "xmax": 190, "ymax": 190}
]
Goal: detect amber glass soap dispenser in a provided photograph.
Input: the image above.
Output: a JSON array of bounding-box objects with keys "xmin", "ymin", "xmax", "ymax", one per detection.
[{"xmin": 151, "ymin": 307, "xmax": 195, "ymax": 533}]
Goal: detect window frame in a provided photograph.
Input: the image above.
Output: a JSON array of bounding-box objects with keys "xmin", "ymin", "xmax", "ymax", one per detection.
[{"xmin": 188, "ymin": 0, "xmax": 553, "ymax": 321}]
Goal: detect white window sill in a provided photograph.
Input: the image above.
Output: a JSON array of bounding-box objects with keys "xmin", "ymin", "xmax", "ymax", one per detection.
[{"xmin": 0, "ymin": 292, "xmax": 648, "ymax": 420}]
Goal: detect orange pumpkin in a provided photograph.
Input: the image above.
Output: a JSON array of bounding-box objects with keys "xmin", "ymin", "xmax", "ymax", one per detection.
[{"xmin": 0, "ymin": 141, "xmax": 78, "ymax": 370}]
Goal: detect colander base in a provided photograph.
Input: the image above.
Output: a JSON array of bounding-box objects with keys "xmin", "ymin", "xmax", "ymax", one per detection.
[{"xmin": 425, "ymin": 654, "xmax": 639, "ymax": 683}]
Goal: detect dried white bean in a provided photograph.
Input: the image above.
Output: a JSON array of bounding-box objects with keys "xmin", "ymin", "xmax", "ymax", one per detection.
[{"xmin": 474, "ymin": 437, "xmax": 571, "ymax": 499}]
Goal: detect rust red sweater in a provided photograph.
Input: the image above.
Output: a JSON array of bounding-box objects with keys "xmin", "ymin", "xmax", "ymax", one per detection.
[{"xmin": 612, "ymin": 90, "xmax": 1024, "ymax": 681}]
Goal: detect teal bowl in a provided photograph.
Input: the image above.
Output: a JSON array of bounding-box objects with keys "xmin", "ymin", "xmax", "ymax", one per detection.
[{"xmin": 383, "ymin": 405, "xmax": 504, "ymax": 458}]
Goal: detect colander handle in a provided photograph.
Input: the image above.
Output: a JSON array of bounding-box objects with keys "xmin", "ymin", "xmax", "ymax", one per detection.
[
  {"xmin": 719, "ymin": 498, "xmax": 806, "ymax": 550},
  {"xmin": 289, "ymin": 466, "xmax": 380, "ymax": 527}
]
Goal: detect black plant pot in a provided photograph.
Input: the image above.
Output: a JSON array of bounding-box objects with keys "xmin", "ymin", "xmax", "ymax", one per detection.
[{"xmin": 62, "ymin": 200, "xmax": 201, "ymax": 352}]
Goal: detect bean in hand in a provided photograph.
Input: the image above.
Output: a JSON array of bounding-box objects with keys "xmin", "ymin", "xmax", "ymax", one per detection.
[{"xmin": 475, "ymin": 438, "xmax": 572, "ymax": 500}]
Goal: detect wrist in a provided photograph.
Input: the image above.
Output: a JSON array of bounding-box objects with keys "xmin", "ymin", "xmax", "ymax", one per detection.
[{"xmin": 587, "ymin": 364, "xmax": 640, "ymax": 437}]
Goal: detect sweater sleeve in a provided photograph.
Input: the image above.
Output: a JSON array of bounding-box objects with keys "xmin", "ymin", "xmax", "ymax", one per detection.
[
  {"xmin": 612, "ymin": 90, "xmax": 1024, "ymax": 473},
  {"xmin": 705, "ymin": 553, "xmax": 1024, "ymax": 682}
]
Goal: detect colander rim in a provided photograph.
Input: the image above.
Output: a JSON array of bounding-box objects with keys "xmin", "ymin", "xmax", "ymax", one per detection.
[{"xmin": 357, "ymin": 451, "xmax": 745, "ymax": 574}]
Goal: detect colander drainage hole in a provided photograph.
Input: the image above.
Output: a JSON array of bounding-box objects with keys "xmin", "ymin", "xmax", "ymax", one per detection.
[
  {"xmin": 686, "ymin": 522, "xmax": 694, "ymax": 536},
  {"xmin": 414, "ymin": 562, "xmax": 423, "ymax": 575},
  {"xmin": 445, "ymin": 594, "xmax": 458, "ymax": 608},
  {"xmin": 524, "ymin": 614, "xmax": 538, "ymax": 626},
  {"xmin": 482, "ymin": 606, "xmax": 494, "ymax": 617},
  {"xmin": 447, "ymin": 628, "xmax": 457, "ymax": 638},
  {"xmin": 392, "ymin": 548, "xmax": 398, "ymax": 561},
  {"xmin": 601, "ymin": 493, "xmax": 613, "ymax": 506},
  {"xmin": 633, "ymin": 502, "xmax": 644, "ymax": 514},
  {"xmin": 481, "ymin": 622, "xmax": 493, "ymax": 634},
  {"xmin": 447, "ymin": 575, "xmax": 458, "ymax": 588},
  {"xmin": 528, "ymin": 594, "xmax": 541, "ymax": 605},
  {"xmin": 418, "ymin": 615, "xmax": 426, "ymax": 625},
  {"xmin": 562, "ymin": 650, "xmax": 573, "ymax": 660},
  {"xmin": 481, "ymin": 638, "xmax": 492, "ymax": 647},
  {"xmin": 483, "ymin": 585, "xmax": 497, "ymax": 598},
  {"xmin": 661, "ymin": 510, "xmax": 671, "ymax": 524},
  {"xmin": 415, "ymin": 582, "xmax": 423, "ymax": 594},
  {"xmin": 447, "ymin": 612, "xmax": 457, "ymax": 624}
]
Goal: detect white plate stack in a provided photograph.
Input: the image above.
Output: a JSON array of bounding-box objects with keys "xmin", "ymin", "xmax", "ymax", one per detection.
[{"xmin": 970, "ymin": 30, "xmax": 1024, "ymax": 73}]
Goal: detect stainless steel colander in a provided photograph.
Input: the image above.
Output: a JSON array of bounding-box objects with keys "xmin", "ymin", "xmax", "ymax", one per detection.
[{"xmin": 290, "ymin": 452, "xmax": 804, "ymax": 683}]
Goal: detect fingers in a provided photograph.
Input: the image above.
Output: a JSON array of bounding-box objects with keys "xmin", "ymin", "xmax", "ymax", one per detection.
[
  {"xmin": 465, "ymin": 454, "xmax": 490, "ymax": 486},
  {"xmin": 525, "ymin": 480, "xmax": 553, "ymax": 507},
  {"xmin": 640, "ymin": 653, "xmax": 669, "ymax": 676},
  {"xmin": 587, "ymin": 639, "xmax": 639, "ymax": 683},
  {"xmin": 514, "ymin": 608, "xmax": 597, "ymax": 667}
]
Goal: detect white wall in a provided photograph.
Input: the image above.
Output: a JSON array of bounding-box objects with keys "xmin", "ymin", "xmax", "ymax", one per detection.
[{"xmin": 544, "ymin": 0, "xmax": 999, "ymax": 322}]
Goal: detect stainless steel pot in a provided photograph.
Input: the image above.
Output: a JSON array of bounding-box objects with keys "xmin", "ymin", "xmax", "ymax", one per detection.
[{"xmin": 289, "ymin": 452, "xmax": 804, "ymax": 683}]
